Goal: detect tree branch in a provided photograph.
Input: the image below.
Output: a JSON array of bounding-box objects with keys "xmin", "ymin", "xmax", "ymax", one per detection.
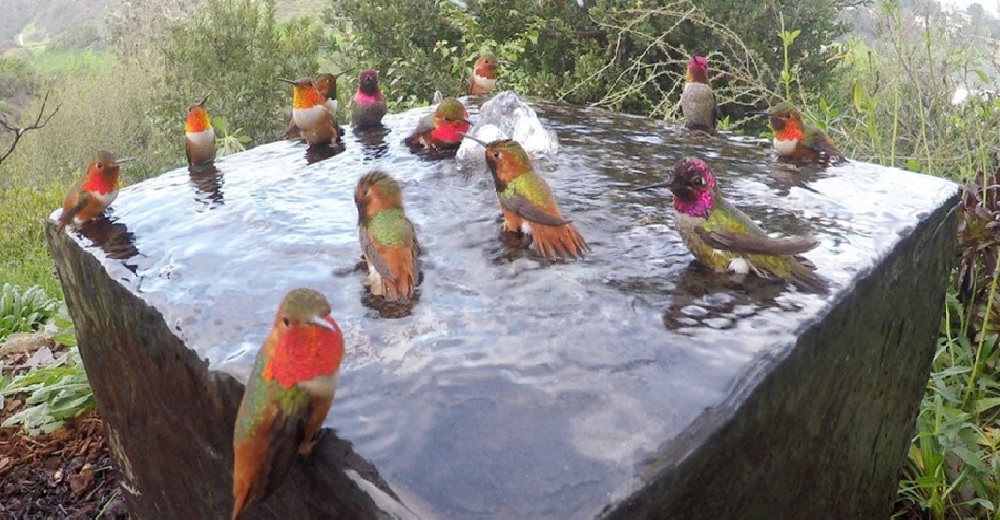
[{"xmin": 0, "ymin": 91, "xmax": 61, "ymax": 165}]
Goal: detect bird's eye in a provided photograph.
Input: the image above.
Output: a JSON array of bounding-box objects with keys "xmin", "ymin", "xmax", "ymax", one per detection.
[
  {"xmin": 692, "ymin": 177, "xmax": 704, "ymax": 186},
  {"xmin": 96, "ymin": 162, "xmax": 103, "ymax": 169},
  {"xmin": 282, "ymin": 317, "xmax": 290, "ymax": 326},
  {"xmin": 492, "ymin": 151, "xmax": 501, "ymax": 159}
]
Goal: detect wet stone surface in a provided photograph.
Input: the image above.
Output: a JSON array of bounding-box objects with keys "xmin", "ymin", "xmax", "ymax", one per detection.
[{"xmin": 48, "ymin": 94, "xmax": 958, "ymax": 519}]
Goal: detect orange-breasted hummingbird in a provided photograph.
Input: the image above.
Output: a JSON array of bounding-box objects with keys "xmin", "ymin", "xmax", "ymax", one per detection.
[
  {"xmin": 465, "ymin": 135, "xmax": 589, "ymax": 260},
  {"xmin": 464, "ymin": 53, "xmax": 498, "ymax": 96},
  {"xmin": 184, "ymin": 94, "xmax": 216, "ymax": 166},
  {"xmin": 57, "ymin": 151, "xmax": 134, "ymax": 233},
  {"xmin": 231, "ymin": 288, "xmax": 345, "ymax": 519},
  {"xmin": 765, "ymin": 102, "xmax": 847, "ymax": 164},
  {"xmin": 404, "ymin": 97, "xmax": 471, "ymax": 152},
  {"xmin": 278, "ymin": 76, "xmax": 344, "ymax": 147},
  {"xmin": 354, "ymin": 171, "xmax": 421, "ymax": 301}
]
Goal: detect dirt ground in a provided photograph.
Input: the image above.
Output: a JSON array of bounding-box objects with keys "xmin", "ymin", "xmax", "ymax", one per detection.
[{"xmin": 0, "ymin": 339, "xmax": 128, "ymax": 520}]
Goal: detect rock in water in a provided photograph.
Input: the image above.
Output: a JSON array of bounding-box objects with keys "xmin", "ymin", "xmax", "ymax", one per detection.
[
  {"xmin": 47, "ymin": 97, "xmax": 958, "ymax": 520},
  {"xmin": 457, "ymin": 90, "xmax": 559, "ymax": 165}
]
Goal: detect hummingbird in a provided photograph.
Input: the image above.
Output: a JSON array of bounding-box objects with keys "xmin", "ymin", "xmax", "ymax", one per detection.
[
  {"xmin": 404, "ymin": 97, "xmax": 471, "ymax": 151},
  {"xmin": 637, "ymin": 158, "xmax": 826, "ymax": 292},
  {"xmin": 466, "ymin": 136, "xmax": 588, "ymax": 260},
  {"xmin": 56, "ymin": 151, "xmax": 133, "ymax": 233},
  {"xmin": 766, "ymin": 102, "xmax": 847, "ymax": 164},
  {"xmin": 278, "ymin": 76, "xmax": 343, "ymax": 147},
  {"xmin": 680, "ymin": 55, "xmax": 720, "ymax": 134},
  {"xmin": 184, "ymin": 94, "xmax": 216, "ymax": 166},
  {"xmin": 464, "ymin": 53, "xmax": 499, "ymax": 96},
  {"xmin": 349, "ymin": 69, "xmax": 387, "ymax": 130},
  {"xmin": 354, "ymin": 171, "xmax": 421, "ymax": 301},
  {"xmin": 231, "ymin": 288, "xmax": 345, "ymax": 520}
]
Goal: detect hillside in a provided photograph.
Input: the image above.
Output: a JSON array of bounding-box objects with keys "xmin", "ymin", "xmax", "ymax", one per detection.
[{"xmin": 0, "ymin": 0, "xmax": 325, "ymax": 52}]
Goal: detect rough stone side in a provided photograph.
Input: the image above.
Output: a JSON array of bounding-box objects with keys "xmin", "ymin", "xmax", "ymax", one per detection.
[
  {"xmin": 601, "ymin": 199, "xmax": 958, "ymax": 519},
  {"xmin": 46, "ymin": 223, "xmax": 398, "ymax": 520}
]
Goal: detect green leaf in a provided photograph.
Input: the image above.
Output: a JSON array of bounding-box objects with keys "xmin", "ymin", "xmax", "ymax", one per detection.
[{"xmin": 972, "ymin": 397, "xmax": 1000, "ymax": 414}]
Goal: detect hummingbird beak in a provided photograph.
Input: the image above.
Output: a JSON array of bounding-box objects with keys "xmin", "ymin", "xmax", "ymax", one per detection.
[
  {"xmin": 463, "ymin": 118, "xmax": 475, "ymax": 126},
  {"xmin": 632, "ymin": 181, "xmax": 673, "ymax": 192},
  {"xmin": 335, "ymin": 68, "xmax": 354, "ymax": 78},
  {"xmin": 460, "ymin": 133, "xmax": 489, "ymax": 146},
  {"xmin": 748, "ymin": 110, "xmax": 770, "ymax": 116},
  {"xmin": 115, "ymin": 157, "xmax": 136, "ymax": 165},
  {"xmin": 310, "ymin": 315, "xmax": 337, "ymax": 331},
  {"xmin": 277, "ymin": 78, "xmax": 296, "ymax": 85},
  {"xmin": 198, "ymin": 93, "xmax": 210, "ymax": 106}
]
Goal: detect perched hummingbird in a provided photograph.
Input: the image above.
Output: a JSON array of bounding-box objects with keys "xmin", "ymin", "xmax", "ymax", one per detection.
[
  {"xmin": 278, "ymin": 77, "xmax": 343, "ymax": 147},
  {"xmin": 56, "ymin": 151, "xmax": 133, "ymax": 233},
  {"xmin": 680, "ymin": 56, "xmax": 720, "ymax": 134},
  {"xmin": 184, "ymin": 94, "xmax": 216, "ymax": 166},
  {"xmin": 466, "ymin": 136, "xmax": 588, "ymax": 260},
  {"xmin": 638, "ymin": 158, "xmax": 826, "ymax": 291},
  {"xmin": 464, "ymin": 53, "xmax": 499, "ymax": 96},
  {"xmin": 349, "ymin": 69, "xmax": 387, "ymax": 130},
  {"xmin": 281, "ymin": 71, "xmax": 348, "ymax": 140},
  {"xmin": 354, "ymin": 171, "xmax": 421, "ymax": 301},
  {"xmin": 231, "ymin": 288, "xmax": 345, "ymax": 520},
  {"xmin": 766, "ymin": 102, "xmax": 846, "ymax": 164},
  {"xmin": 404, "ymin": 97, "xmax": 471, "ymax": 151}
]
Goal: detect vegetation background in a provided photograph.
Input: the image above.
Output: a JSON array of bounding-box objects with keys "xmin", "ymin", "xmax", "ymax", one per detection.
[{"xmin": 2, "ymin": 0, "xmax": 1000, "ymax": 517}]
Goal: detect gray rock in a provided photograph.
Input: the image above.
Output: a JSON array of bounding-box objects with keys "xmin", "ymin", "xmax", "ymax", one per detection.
[{"xmin": 47, "ymin": 98, "xmax": 957, "ymax": 519}]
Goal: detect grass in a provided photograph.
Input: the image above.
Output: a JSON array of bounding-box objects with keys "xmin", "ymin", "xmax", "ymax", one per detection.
[{"xmin": 28, "ymin": 48, "xmax": 111, "ymax": 76}]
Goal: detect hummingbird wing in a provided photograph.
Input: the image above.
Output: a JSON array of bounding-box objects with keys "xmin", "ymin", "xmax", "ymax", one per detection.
[
  {"xmin": 695, "ymin": 227, "xmax": 820, "ymax": 256},
  {"xmin": 360, "ymin": 228, "xmax": 397, "ymax": 282},
  {"xmin": 57, "ymin": 187, "xmax": 90, "ymax": 231},
  {"xmin": 698, "ymin": 196, "xmax": 819, "ymax": 256},
  {"xmin": 802, "ymin": 126, "xmax": 847, "ymax": 164},
  {"xmin": 498, "ymin": 192, "xmax": 572, "ymax": 227},
  {"xmin": 404, "ymin": 114, "xmax": 436, "ymax": 147},
  {"xmin": 232, "ymin": 358, "xmax": 313, "ymax": 518}
]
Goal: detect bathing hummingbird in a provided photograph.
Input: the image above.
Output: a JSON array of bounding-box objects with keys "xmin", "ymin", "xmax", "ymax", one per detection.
[
  {"xmin": 56, "ymin": 150, "xmax": 134, "ymax": 233},
  {"xmin": 278, "ymin": 76, "xmax": 344, "ymax": 147},
  {"xmin": 680, "ymin": 55, "xmax": 720, "ymax": 134},
  {"xmin": 349, "ymin": 69, "xmax": 387, "ymax": 130},
  {"xmin": 404, "ymin": 97, "xmax": 471, "ymax": 151},
  {"xmin": 184, "ymin": 94, "xmax": 216, "ymax": 166},
  {"xmin": 354, "ymin": 171, "xmax": 421, "ymax": 301},
  {"xmin": 765, "ymin": 102, "xmax": 846, "ymax": 165},
  {"xmin": 464, "ymin": 136, "xmax": 589, "ymax": 260},
  {"xmin": 637, "ymin": 158, "xmax": 826, "ymax": 292},
  {"xmin": 231, "ymin": 288, "xmax": 345, "ymax": 520},
  {"xmin": 463, "ymin": 53, "xmax": 499, "ymax": 96}
]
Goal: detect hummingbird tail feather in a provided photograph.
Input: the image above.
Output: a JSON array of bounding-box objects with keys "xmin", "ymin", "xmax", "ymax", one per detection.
[
  {"xmin": 531, "ymin": 222, "xmax": 589, "ymax": 260},
  {"xmin": 378, "ymin": 249, "xmax": 419, "ymax": 302}
]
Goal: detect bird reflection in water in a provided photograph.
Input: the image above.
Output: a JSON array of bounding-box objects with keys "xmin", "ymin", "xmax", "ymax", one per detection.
[
  {"xmin": 305, "ymin": 142, "xmax": 347, "ymax": 165},
  {"xmin": 75, "ymin": 215, "xmax": 141, "ymax": 274},
  {"xmin": 354, "ymin": 126, "xmax": 391, "ymax": 161},
  {"xmin": 661, "ymin": 259, "xmax": 797, "ymax": 333},
  {"xmin": 188, "ymin": 163, "xmax": 224, "ymax": 208}
]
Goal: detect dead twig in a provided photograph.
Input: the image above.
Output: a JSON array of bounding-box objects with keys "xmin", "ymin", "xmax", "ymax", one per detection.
[{"xmin": 0, "ymin": 91, "xmax": 61, "ymax": 165}]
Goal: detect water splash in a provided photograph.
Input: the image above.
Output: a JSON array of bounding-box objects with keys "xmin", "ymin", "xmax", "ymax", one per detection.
[{"xmin": 457, "ymin": 91, "xmax": 560, "ymax": 167}]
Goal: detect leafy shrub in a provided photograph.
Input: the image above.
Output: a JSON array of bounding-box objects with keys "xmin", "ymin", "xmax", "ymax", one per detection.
[{"xmin": 0, "ymin": 283, "xmax": 58, "ymax": 341}]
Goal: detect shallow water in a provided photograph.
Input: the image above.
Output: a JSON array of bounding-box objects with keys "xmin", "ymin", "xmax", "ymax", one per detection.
[{"xmin": 55, "ymin": 95, "xmax": 957, "ymax": 519}]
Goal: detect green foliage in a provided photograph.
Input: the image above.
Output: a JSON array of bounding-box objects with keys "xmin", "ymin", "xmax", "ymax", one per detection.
[
  {"xmin": 153, "ymin": 0, "xmax": 323, "ymax": 148},
  {"xmin": 1, "ymin": 347, "xmax": 95, "ymax": 436},
  {"xmin": 0, "ymin": 283, "xmax": 58, "ymax": 341}
]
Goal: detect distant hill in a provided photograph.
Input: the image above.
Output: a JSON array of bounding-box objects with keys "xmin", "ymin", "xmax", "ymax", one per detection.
[
  {"xmin": 0, "ymin": 0, "xmax": 326, "ymax": 52},
  {"xmin": 0, "ymin": 0, "xmax": 118, "ymax": 49}
]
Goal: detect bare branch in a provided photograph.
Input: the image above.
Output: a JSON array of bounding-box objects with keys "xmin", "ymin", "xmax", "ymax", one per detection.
[{"xmin": 0, "ymin": 91, "xmax": 62, "ymax": 165}]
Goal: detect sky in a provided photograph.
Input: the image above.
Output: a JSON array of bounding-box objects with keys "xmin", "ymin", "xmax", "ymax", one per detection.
[{"xmin": 940, "ymin": 0, "xmax": 1000, "ymax": 16}]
